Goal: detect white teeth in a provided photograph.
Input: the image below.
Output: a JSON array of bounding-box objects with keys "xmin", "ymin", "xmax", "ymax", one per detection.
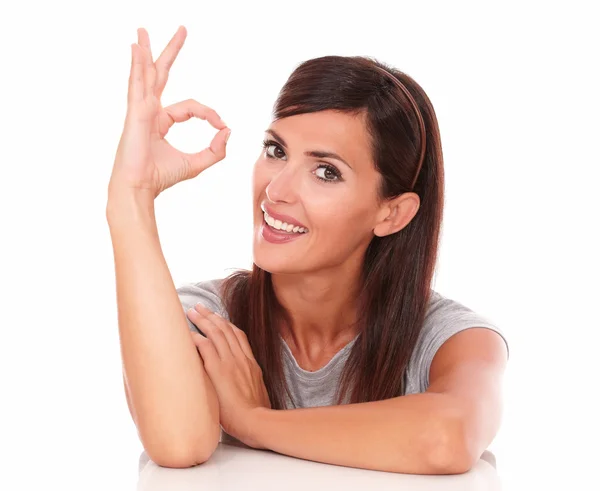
[{"xmin": 263, "ymin": 211, "xmax": 308, "ymax": 233}]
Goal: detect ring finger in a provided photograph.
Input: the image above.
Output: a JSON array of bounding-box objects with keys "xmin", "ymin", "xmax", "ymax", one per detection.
[{"xmin": 137, "ymin": 28, "xmax": 156, "ymax": 99}]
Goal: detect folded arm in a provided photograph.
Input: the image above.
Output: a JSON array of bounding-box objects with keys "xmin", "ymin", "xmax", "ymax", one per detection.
[{"xmin": 248, "ymin": 328, "xmax": 508, "ymax": 474}]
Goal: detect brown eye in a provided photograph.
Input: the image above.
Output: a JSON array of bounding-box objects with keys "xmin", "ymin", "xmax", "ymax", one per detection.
[
  {"xmin": 314, "ymin": 164, "xmax": 342, "ymax": 183},
  {"xmin": 269, "ymin": 144, "xmax": 286, "ymax": 159},
  {"xmin": 262, "ymin": 139, "xmax": 287, "ymax": 160},
  {"xmin": 261, "ymin": 138, "xmax": 343, "ymax": 184}
]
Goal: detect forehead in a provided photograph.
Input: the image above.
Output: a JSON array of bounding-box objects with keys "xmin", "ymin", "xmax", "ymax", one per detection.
[{"xmin": 268, "ymin": 109, "xmax": 373, "ymax": 169}]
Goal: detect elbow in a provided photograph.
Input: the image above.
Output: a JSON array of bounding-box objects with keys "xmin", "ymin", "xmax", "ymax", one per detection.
[
  {"xmin": 146, "ymin": 439, "xmax": 217, "ymax": 468},
  {"xmin": 425, "ymin": 411, "xmax": 476, "ymax": 475},
  {"xmin": 143, "ymin": 429, "xmax": 220, "ymax": 468}
]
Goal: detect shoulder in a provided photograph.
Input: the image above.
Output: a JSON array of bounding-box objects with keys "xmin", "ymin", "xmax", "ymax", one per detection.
[
  {"xmin": 176, "ymin": 278, "xmax": 229, "ymax": 332},
  {"xmin": 177, "ymin": 278, "xmax": 226, "ymax": 303},
  {"xmin": 405, "ymin": 289, "xmax": 509, "ymax": 394}
]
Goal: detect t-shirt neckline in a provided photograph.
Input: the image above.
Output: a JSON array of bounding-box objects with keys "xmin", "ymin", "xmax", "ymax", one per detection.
[{"xmin": 278, "ymin": 332, "xmax": 359, "ymax": 380}]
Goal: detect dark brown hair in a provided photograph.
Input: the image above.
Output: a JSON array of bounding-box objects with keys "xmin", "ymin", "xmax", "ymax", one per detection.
[{"xmin": 221, "ymin": 55, "xmax": 444, "ymax": 409}]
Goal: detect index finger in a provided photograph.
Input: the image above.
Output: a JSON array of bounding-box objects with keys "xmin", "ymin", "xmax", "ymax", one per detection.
[
  {"xmin": 154, "ymin": 25, "xmax": 187, "ymax": 99},
  {"xmin": 162, "ymin": 99, "xmax": 227, "ymax": 131}
]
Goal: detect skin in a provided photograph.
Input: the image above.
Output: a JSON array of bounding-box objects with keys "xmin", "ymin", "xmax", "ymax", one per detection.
[
  {"xmin": 122, "ymin": 28, "xmax": 506, "ymax": 471},
  {"xmin": 251, "ymin": 109, "xmax": 420, "ymax": 370}
]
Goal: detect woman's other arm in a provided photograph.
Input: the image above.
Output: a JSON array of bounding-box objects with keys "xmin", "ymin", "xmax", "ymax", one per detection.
[{"xmin": 246, "ymin": 328, "xmax": 508, "ymax": 474}]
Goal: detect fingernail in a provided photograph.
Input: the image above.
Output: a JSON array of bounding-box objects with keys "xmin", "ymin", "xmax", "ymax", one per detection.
[{"xmin": 225, "ymin": 129, "xmax": 231, "ymax": 143}]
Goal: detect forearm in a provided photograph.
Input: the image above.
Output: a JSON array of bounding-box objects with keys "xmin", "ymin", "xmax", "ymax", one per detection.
[
  {"xmin": 107, "ymin": 190, "xmax": 220, "ymax": 465},
  {"xmin": 249, "ymin": 392, "xmax": 468, "ymax": 475}
]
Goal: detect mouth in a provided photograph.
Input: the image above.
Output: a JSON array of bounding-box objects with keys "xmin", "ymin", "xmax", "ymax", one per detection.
[{"xmin": 262, "ymin": 210, "xmax": 309, "ymax": 235}]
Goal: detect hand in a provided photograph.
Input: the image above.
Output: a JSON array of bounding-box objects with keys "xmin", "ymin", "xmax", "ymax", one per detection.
[
  {"xmin": 109, "ymin": 26, "xmax": 231, "ymax": 199},
  {"xmin": 186, "ymin": 303, "xmax": 272, "ymax": 449}
]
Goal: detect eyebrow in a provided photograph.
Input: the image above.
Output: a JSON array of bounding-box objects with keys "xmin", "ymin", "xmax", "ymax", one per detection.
[{"xmin": 264, "ymin": 129, "xmax": 353, "ymax": 170}]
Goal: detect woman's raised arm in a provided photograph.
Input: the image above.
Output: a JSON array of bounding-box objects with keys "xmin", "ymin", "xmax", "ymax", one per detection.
[{"xmin": 106, "ymin": 26, "xmax": 231, "ymax": 468}]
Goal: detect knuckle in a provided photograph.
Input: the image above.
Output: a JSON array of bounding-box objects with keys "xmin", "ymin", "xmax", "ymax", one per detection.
[
  {"xmin": 195, "ymin": 320, "xmax": 212, "ymax": 332},
  {"xmin": 192, "ymin": 332, "xmax": 205, "ymax": 343},
  {"xmin": 190, "ymin": 99, "xmax": 210, "ymax": 117},
  {"xmin": 191, "ymin": 306, "xmax": 204, "ymax": 316},
  {"xmin": 212, "ymin": 328, "xmax": 226, "ymax": 340},
  {"xmin": 199, "ymin": 323, "xmax": 210, "ymax": 332},
  {"xmin": 201, "ymin": 321, "xmax": 215, "ymax": 332},
  {"xmin": 158, "ymin": 58, "xmax": 172, "ymax": 70}
]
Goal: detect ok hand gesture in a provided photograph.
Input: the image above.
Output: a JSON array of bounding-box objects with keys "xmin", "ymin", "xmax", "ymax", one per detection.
[{"xmin": 109, "ymin": 26, "xmax": 231, "ymax": 199}]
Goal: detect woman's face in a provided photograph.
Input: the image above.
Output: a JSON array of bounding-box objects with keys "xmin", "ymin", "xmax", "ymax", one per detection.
[{"xmin": 252, "ymin": 109, "xmax": 391, "ymax": 275}]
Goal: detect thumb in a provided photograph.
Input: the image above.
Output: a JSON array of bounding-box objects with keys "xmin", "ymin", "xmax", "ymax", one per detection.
[{"xmin": 182, "ymin": 127, "xmax": 231, "ymax": 179}]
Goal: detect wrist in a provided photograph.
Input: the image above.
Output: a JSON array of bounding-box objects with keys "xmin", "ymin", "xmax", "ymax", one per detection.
[
  {"xmin": 247, "ymin": 407, "xmax": 272, "ymax": 450},
  {"xmin": 106, "ymin": 187, "xmax": 156, "ymax": 227}
]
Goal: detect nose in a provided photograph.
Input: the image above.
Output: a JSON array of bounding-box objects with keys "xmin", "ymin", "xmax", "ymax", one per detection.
[{"xmin": 265, "ymin": 161, "xmax": 301, "ymax": 204}]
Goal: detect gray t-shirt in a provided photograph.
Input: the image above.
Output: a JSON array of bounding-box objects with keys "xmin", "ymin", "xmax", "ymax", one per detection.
[{"xmin": 177, "ymin": 278, "xmax": 509, "ymax": 448}]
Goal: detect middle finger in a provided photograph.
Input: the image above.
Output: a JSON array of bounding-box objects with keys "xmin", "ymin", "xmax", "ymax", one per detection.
[{"xmin": 154, "ymin": 25, "xmax": 187, "ymax": 99}]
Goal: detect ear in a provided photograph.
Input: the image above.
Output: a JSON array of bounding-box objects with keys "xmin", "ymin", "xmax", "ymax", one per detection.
[{"xmin": 373, "ymin": 192, "xmax": 420, "ymax": 237}]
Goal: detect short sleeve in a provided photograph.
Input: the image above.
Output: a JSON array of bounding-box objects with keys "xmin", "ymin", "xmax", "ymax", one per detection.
[
  {"xmin": 405, "ymin": 290, "xmax": 510, "ymax": 394},
  {"xmin": 176, "ymin": 278, "xmax": 228, "ymax": 335}
]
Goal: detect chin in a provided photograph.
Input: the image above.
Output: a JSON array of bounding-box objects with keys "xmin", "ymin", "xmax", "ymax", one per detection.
[
  {"xmin": 254, "ymin": 231, "xmax": 315, "ymax": 274},
  {"xmin": 252, "ymin": 243, "xmax": 303, "ymax": 275}
]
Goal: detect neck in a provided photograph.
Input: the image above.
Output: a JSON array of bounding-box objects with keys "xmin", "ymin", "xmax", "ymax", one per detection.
[{"xmin": 271, "ymin": 267, "xmax": 361, "ymax": 357}]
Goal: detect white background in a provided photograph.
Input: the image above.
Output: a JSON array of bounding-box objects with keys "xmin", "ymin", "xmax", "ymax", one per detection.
[{"xmin": 1, "ymin": 0, "xmax": 598, "ymax": 489}]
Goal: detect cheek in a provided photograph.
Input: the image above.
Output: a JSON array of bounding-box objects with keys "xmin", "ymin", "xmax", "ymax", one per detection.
[
  {"xmin": 313, "ymin": 203, "xmax": 358, "ymax": 233},
  {"xmin": 316, "ymin": 200, "xmax": 375, "ymax": 236}
]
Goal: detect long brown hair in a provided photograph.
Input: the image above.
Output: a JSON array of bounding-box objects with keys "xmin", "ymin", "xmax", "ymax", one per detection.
[{"xmin": 221, "ymin": 55, "xmax": 444, "ymax": 409}]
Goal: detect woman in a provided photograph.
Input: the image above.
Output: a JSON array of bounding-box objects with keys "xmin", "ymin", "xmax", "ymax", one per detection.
[{"xmin": 108, "ymin": 26, "xmax": 509, "ymax": 474}]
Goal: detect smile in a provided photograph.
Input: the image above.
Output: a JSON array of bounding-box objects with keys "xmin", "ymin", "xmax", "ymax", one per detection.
[
  {"xmin": 263, "ymin": 211, "xmax": 309, "ymax": 234},
  {"xmin": 260, "ymin": 213, "xmax": 309, "ymax": 244}
]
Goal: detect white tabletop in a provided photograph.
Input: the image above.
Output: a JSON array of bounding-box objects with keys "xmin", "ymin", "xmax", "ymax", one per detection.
[{"xmin": 137, "ymin": 442, "xmax": 501, "ymax": 490}]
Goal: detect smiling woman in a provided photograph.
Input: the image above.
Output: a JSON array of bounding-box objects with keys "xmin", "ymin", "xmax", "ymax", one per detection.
[
  {"xmin": 177, "ymin": 56, "xmax": 509, "ymax": 473},
  {"xmin": 222, "ymin": 55, "xmax": 452, "ymax": 408},
  {"xmin": 108, "ymin": 25, "xmax": 508, "ymax": 475}
]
